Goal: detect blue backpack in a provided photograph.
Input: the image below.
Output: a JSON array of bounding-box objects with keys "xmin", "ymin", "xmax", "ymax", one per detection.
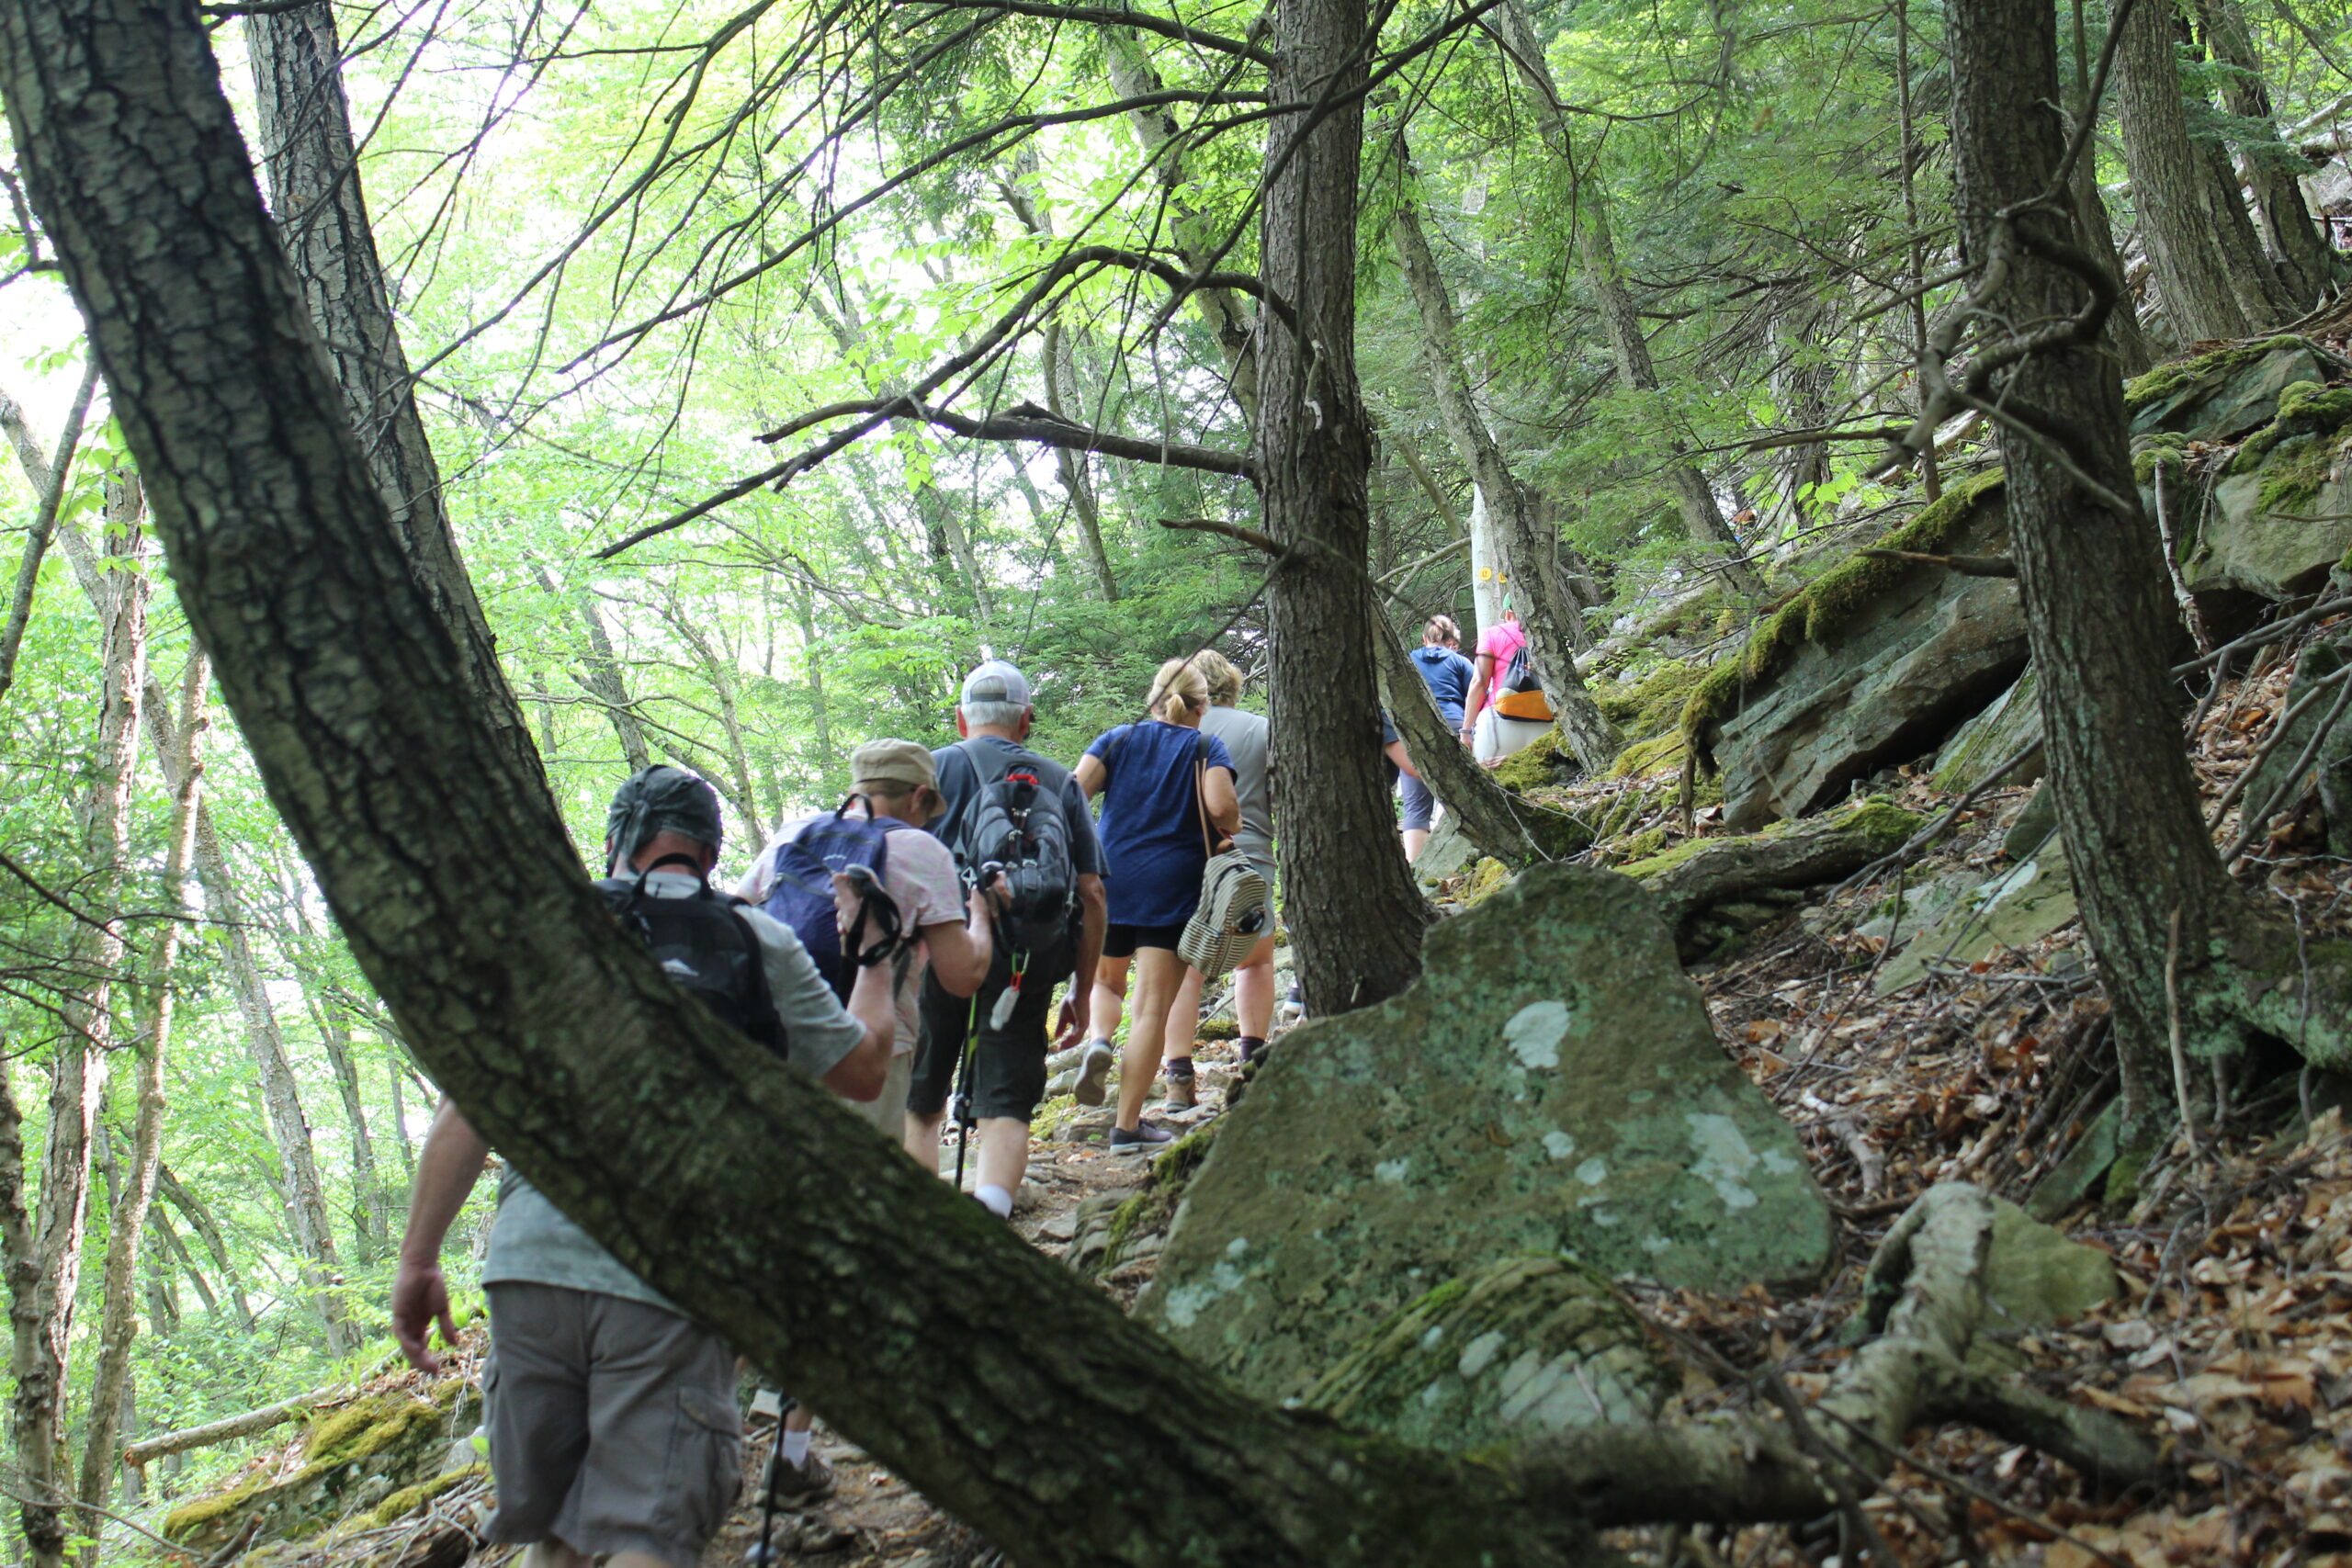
[{"xmin": 763, "ymin": 799, "xmax": 909, "ymax": 999}]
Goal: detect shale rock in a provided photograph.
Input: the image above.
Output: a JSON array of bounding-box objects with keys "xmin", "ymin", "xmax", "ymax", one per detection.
[
  {"xmin": 1932, "ymin": 667, "xmax": 2045, "ymax": 794},
  {"xmin": 1685, "ymin": 469, "xmax": 2027, "ymax": 831},
  {"xmin": 1138, "ymin": 863, "xmax": 1832, "ymax": 1404},
  {"xmin": 2125, "ymin": 334, "xmax": 2340, "ymax": 444},
  {"xmin": 2190, "ymin": 381, "xmax": 2352, "ymax": 602}
]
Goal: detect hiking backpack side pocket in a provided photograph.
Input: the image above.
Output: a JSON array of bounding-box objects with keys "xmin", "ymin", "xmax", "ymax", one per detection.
[{"xmin": 761, "ymin": 801, "xmax": 902, "ymax": 999}]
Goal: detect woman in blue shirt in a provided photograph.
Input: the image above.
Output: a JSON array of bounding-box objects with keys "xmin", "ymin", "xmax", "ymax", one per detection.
[
  {"xmin": 1402, "ymin": 615, "xmax": 1475, "ymax": 861},
  {"xmin": 1072, "ymin": 656, "xmax": 1239, "ymax": 1153}
]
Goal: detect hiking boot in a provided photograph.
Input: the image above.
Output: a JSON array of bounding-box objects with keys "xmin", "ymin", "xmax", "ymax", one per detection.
[
  {"xmin": 771, "ymin": 1450, "xmax": 835, "ymax": 1506},
  {"xmin": 1109, "ymin": 1122, "xmax": 1176, "ymax": 1155},
  {"xmin": 1162, "ymin": 1065, "xmax": 1198, "ymax": 1111},
  {"xmin": 1073, "ymin": 1040, "xmax": 1116, "ymax": 1106}
]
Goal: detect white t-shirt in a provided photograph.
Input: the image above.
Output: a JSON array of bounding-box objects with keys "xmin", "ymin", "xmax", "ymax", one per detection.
[{"xmin": 735, "ymin": 812, "xmax": 966, "ymax": 1056}]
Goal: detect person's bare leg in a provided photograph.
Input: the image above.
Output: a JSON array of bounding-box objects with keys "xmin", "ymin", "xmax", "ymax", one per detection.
[
  {"xmin": 1234, "ymin": 932, "xmax": 1277, "ymax": 1039},
  {"xmin": 973, "ymin": 1114, "xmax": 1030, "ymax": 1213},
  {"xmin": 902, "ymin": 1111, "xmax": 944, "ymax": 1173},
  {"xmin": 1164, "ymin": 964, "xmax": 1205, "ymax": 1072},
  {"xmin": 1401, "ymin": 827, "xmax": 1429, "ymax": 861},
  {"xmin": 1091, "ymin": 954, "xmax": 1129, "ymax": 1043},
  {"xmin": 605, "ymin": 1554, "xmax": 670, "ymax": 1568},
  {"xmin": 1114, "ymin": 948, "xmax": 1185, "ymax": 1132},
  {"xmin": 520, "ymin": 1543, "xmax": 594, "ymax": 1568}
]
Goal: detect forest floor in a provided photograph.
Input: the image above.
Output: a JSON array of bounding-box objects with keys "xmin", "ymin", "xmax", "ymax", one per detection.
[{"xmin": 196, "ymin": 621, "xmax": 2352, "ymax": 1568}]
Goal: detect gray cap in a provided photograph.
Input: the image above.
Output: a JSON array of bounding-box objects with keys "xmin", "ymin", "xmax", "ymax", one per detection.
[{"xmin": 960, "ymin": 659, "xmax": 1033, "ymax": 709}]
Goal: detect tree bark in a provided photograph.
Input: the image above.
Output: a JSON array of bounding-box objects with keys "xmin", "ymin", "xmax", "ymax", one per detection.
[
  {"xmin": 1257, "ymin": 0, "xmax": 1433, "ymax": 1015},
  {"xmin": 76, "ymin": 652, "xmax": 206, "ymax": 1539},
  {"xmin": 2196, "ymin": 0, "xmax": 2340, "ymax": 307},
  {"xmin": 1100, "ymin": 26, "xmax": 1262, "ymax": 430},
  {"xmin": 244, "ymin": 0, "xmax": 537, "ymax": 775},
  {"xmin": 2114, "ymin": 0, "xmax": 2292, "ymax": 339},
  {"xmin": 1045, "ymin": 321, "xmax": 1122, "ymax": 603},
  {"xmin": 1386, "ymin": 156, "xmax": 1619, "ymax": 773},
  {"xmin": 539, "ymin": 570, "xmax": 650, "ymax": 772},
  {"xmin": 1494, "ymin": 0, "xmax": 1764, "ymax": 598}
]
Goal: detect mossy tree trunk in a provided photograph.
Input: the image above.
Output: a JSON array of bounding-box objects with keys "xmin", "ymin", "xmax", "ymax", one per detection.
[{"xmin": 2195, "ymin": 0, "xmax": 2341, "ymax": 308}]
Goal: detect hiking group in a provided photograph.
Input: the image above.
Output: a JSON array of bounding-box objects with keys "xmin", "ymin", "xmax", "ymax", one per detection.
[{"xmin": 389, "ymin": 653, "xmax": 1281, "ymax": 1568}]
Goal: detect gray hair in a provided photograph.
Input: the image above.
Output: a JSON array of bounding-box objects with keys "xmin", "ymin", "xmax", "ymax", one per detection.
[{"xmin": 961, "ymin": 699, "xmax": 1029, "ymax": 728}]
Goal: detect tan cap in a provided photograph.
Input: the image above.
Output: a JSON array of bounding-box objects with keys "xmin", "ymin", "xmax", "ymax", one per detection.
[{"xmin": 849, "ymin": 739, "xmax": 938, "ymax": 795}]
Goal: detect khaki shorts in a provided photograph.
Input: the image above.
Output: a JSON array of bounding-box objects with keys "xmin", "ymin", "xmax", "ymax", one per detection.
[
  {"xmin": 848, "ymin": 1049, "xmax": 913, "ymax": 1139},
  {"xmin": 482, "ymin": 1283, "xmax": 741, "ymax": 1566}
]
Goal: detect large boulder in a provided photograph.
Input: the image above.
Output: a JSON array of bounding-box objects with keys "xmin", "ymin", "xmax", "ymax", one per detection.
[
  {"xmin": 1137, "ymin": 863, "xmax": 1832, "ymax": 1405},
  {"xmin": 1683, "ymin": 469, "xmax": 2028, "ymax": 830},
  {"xmin": 2187, "ymin": 381, "xmax": 2352, "ymax": 602},
  {"xmin": 2125, "ymin": 334, "xmax": 2342, "ymax": 444},
  {"xmin": 1930, "ymin": 666, "xmax": 2045, "ymax": 794}
]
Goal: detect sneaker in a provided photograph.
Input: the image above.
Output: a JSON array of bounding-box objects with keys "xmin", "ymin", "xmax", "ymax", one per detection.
[
  {"xmin": 1162, "ymin": 1066, "xmax": 1198, "ymax": 1111},
  {"xmin": 1109, "ymin": 1122, "xmax": 1176, "ymax": 1155},
  {"xmin": 1073, "ymin": 1040, "xmax": 1116, "ymax": 1106},
  {"xmin": 770, "ymin": 1450, "xmax": 834, "ymax": 1506}
]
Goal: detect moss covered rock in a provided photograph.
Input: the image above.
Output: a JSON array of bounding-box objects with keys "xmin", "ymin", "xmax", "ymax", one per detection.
[
  {"xmin": 2126, "ymin": 335, "xmax": 2339, "ymax": 442},
  {"xmin": 1930, "ymin": 666, "xmax": 2045, "ymax": 794},
  {"xmin": 1490, "ymin": 728, "xmax": 1568, "ymax": 794},
  {"xmin": 1303, "ymin": 1255, "xmax": 1675, "ymax": 1449},
  {"xmin": 2193, "ymin": 380, "xmax": 2352, "ymax": 602},
  {"xmin": 164, "ymin": 1385, "xmax": 468, "ymax": 1554},
  {"xmin": 1137, "ymin": 863, "xmax": 1831, "ymax": 1404},
  {"xmin": 1682, "ymin": 468, "xmax": 2026, "ymax": 830}
]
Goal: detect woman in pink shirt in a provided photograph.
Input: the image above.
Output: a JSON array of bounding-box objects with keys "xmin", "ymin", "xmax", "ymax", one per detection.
[{"xmin": 1460, "ymin": 608, "xmax": 1549, "ymax": 763}]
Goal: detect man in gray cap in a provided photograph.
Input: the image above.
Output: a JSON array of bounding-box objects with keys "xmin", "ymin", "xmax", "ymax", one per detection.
[
  {"xmin": 391, "ymin": 765, "xmax": 895, "ymax": 1568},
  {"xmin": 905, "ymin": 660, "xmax": 1107, "ymax": 1217}
]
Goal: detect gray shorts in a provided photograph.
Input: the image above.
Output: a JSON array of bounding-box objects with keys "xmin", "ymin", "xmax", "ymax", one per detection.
[{"xmin": 482, "ymin": 1283, "xmax": 741, "ymax": 1566}]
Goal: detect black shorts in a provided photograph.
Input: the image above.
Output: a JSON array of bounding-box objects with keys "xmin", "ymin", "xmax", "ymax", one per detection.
[
  {"xmin": 1102, "ymin": 922, "xmax": 1185, "ymax": 959},
  {"xmin": 907, "ymin": 946, "xmax": 1069, "ymax": 1122}
]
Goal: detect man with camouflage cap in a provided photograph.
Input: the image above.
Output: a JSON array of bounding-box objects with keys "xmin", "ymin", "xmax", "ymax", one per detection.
[{"xmin": 391, "ymin": 765, "xmax": 894, "ymax": 1568}]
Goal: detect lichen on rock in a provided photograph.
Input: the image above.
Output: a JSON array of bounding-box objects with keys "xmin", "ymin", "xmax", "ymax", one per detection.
[{"xmin": 1137, "ymin": 862, "xmax": 1831, "ymax": 1407}]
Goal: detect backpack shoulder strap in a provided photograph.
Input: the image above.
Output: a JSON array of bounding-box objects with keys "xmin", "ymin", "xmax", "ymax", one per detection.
[{"xmin": 724, "ymin": 904, "xmax": 788, "ymax": 1054}]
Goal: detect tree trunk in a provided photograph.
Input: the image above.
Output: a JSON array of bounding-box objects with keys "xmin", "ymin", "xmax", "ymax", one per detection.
[
  {"xmin": 547, "ymin": 573, "xmax": 650, "ymax": 772},
  {"xmin": 76, "ymin": 652, "xmax": 207, "ymax": 1541},
  {"xmin": 1045, "ymin": 321, "xmax": 1121, "ymax": 603},
  {"xmin": 1258, "ymin": 0, "xmax": 1432, "ymax": 1015},
  {"xmin": 1100, "ymin": 26, "xmax": 1262, "ymax": 429},
  {"xmin": 2196, "ymin": 0, "xmax": 2340, "ymax": 307},
  {"xmin": 244, "ymin": 1, "xmax": 537, "ymax": 775},
  {"xmin": 1494, "ymin": 0, "xmax": 1764, "ymax": 597},
  {"xmin": 1941, "ymin": 0, "xmax": 2347, "ymax": 1157},
  {"xmin": 2114, "ymin": 0, "xmax": 2292, "ymax": 339},
  {"xmin": 1385, "ymin": 160, "xmax": 1619, "ymax": 772},
  {"xmin": 313, "ymin": 998, "xmax": 388, "ymax": 1259}
]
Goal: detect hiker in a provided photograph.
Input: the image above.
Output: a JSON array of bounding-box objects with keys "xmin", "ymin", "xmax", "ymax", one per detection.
[
  {"xmin": 1073, "ymin": 657, "xmax": 1241, "ymax": 1153},
  {"xmin": 1403, "ymin": 616, "xmax": 1474, "ymax": 860},
  {"xmin": 390, "ymin": 766, "xmax": 895, "ymax": 1568},
  {"xmin": 1086, "ymin": 648, "xmax": 1278, "ymax": 1095},
  {"xmin": 1462, "ymin": 604, "xmax": 1550, "ymax": 763},
  {"xmin": 734, "ymin": 739, "xmax": 998, "ymax": 1138},
  {"xmin": 903, "ymin": 660, "xmax": 1108, "ymax": 1219}
]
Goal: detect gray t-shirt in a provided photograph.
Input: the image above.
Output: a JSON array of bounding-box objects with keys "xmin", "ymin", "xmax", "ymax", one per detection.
[
  {"xmin": 1200, "ymin": 705, "xmax": 1272, "ymax": 875},
  {"xmin": 481, "ymin": 871, "xmax": 865, "ymax": 1311}
]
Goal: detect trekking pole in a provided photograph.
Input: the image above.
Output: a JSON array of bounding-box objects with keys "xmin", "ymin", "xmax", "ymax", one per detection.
[{"xmin": 950, "ymin": 994, "xmax": 980, "ymax": 1195}]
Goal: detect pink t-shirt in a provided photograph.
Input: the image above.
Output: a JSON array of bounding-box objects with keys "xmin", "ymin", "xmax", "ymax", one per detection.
[
  {"xmin": 736, "ymin": 815, "xmax": 965, "ymax": 1055},
  {"xmin": 1471, "ymin": 620, "xmax": 1526, "ymax": 723}
]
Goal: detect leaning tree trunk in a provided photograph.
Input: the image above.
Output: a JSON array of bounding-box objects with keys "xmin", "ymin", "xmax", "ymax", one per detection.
[
  {"xmin": 76, "ymin": 652, "xmax": 206, "ymax": 1540},
  {"xmin": 1494, "ymin": 0, "xmax": 1764, "ymax": 599},
  {"xmin": 2197, "ymin": 0, "xmax": 2340, "ymax": 308},
  {"xmin": 1943, "ymin": 0, "xmax": 2352, "ymax": 1159},
  {"xmin": 2113, "ymin": 0, "xmax": 2291, "ymax": 339},
  {"xmin": 1258, "ymin": 0, "xmax": 1432, "ymax": 1014},
  {"xmin": 1386, "ymin": 146, "xmax": 1619, "ymax": 773},
  {"xmin": 245, "ymin": 1, "xmax": 536, "ymax": 776}
]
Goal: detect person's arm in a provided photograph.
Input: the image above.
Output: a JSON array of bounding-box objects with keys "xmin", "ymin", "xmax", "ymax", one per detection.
[
  {"xmin": 1386, "ymin": 739, "xmax": 1421, "ymax": 781},
  {"xmin": 919, "ymin": 882, "xmax": 998, "ymax": 997},
  {"xmin": 1203, "ymin": 765, "xmax": 1241, "ymax": 844},
  {"xmin": 822, "ymin": 872, "xmax": 897, "ymax": 1100},
  {"xmin": 1073, "ymin": 751, "xmax": 1105, "ymax": 797},
  {"xmin": 1463, "ymin": 652, "xmax": 1495, "ymax": 739},
  {"xmin": 1059, "ymin": 871, "xmax": 1108, "ymax": 1046},
  {"xmin": 393, "ymin": 1100, "xmax": 492, "ymax": 1373}
]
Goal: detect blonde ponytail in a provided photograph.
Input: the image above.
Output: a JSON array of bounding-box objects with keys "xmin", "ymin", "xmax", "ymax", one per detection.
[{"xmin": 1147, "ymin": 656, "xmax": 1210, "ymax": 723}]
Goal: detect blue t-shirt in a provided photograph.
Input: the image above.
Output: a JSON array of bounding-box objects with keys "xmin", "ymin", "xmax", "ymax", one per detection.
[
  {"xmin": 1085, "ymin": 721, "xmax": 1236, "ymax": 927},
  {"xmin": 1408, "ymin": 645, "xmax": 1476, "ymax": 726}
]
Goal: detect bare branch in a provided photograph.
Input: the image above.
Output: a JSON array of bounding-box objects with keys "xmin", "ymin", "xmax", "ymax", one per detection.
[{"xmin": 900, "ymin": 0, "xmax": 1274, "ymax": 62}]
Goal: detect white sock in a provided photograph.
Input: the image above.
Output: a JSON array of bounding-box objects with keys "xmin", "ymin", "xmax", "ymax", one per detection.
[
  {"xmin": 780, "ymin": 1427, "xmax": 812, "ymax": 1466},
  {"xmin": 975, "ymin": 1183, "xmax": 1014, "ymax": 1218}
]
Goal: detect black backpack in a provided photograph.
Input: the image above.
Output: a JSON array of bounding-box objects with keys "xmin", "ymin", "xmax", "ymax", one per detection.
[
  {"xmin": 598, "ymin": 853, "xmax": 789, "ymax": 1059},
  {"xmin": 950, "ymin": 739, "xmax": 1080, "ymax": 955}
]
